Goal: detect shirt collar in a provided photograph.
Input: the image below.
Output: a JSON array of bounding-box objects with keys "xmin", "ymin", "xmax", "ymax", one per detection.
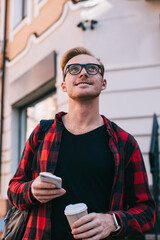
[
  {"xmin": 101, "ymin": 115, "xmax": 113, "ymax": 137},
  {"xmin": 55, "ymin": 111, "xmax": 67, "ymax": 126}
]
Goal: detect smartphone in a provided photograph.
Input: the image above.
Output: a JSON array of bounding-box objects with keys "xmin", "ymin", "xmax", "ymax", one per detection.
[{"xmin": 40, "ymin": 172, "xmax": 62, "ymax": 188}]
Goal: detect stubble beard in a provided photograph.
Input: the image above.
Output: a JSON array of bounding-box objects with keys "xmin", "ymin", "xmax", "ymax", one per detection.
[{"xmin": 70, "ymin": 91, "xmax": 101, "ymax": 102}]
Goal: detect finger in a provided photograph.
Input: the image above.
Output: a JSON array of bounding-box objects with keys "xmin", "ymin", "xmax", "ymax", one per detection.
[
  {"xmin": 34, "ymin": 182, "xmax": 57, "ymax": 189},
  {"xmin": 73, "ymin": 227, "xmax": 100, "ymax": 239},
  {"xmin": 39, "ymin": 193, "xmax": 63, "ymax": 201},
  {"xmin": 33, "ymin": 188, "xmax": 66, "ymax": 202},
  {"xmin": 72, "ymin": 220, "xmax": 98, "ymax": 235},
  {"xmin": 37, "ymin": 191, "xmax": 66, "ymax": 203},
  {"xmin": 36, "ymin": 192, "xmax": 65, "ymax": 200},
  {"xmin": 72, "ymin": 213, "xmax": 96, "ymax": 228},
  {"xmin": 83, "ymin": 233, "xmax": 103, "ymax": 240},
  {"xmin": 34, "ymin": 188, "xmax": 66, "ymax": 196},
  {"xmin": 40, "ymin": 188, "xmax": 66, "ymax": 197}
]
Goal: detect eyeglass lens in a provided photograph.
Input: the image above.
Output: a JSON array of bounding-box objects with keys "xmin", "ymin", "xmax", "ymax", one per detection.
[{"xmin": 68, "ymin": 64, "xmax": 99, "ymax": 75}]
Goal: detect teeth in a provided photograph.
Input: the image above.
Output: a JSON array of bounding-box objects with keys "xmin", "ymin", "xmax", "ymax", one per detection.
[{"xmin": 77, "ymin": 83, "xmax": 90, "ymax": 85}]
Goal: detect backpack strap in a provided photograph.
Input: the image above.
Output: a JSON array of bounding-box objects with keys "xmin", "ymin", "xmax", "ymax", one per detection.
[
  {"xmin": 31, "ymin": 119, "xmax": 54, "ymax": 170},
  {"xmin": 38, "ymin": 119, "xmax": 54, "ymax": 143}
]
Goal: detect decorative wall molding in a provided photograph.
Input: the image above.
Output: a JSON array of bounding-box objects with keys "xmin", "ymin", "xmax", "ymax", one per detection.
[
  {"xmin": 6, "ymin": 0, "xmax": 101, "ymax": 66},
  {"xmin": 34, "ymin": 0, "xmax": 48, "ymax": 18}
]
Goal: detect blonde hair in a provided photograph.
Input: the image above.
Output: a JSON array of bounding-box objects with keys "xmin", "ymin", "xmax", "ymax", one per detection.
[{"xmin": 61, "ymin": 47, "xmax": 105, "ymax": 79}]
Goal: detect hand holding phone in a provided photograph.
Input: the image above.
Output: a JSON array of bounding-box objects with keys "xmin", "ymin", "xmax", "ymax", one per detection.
[{"xmin": 40, "ymin": 172, "xmax": 62, "ymax": 189}]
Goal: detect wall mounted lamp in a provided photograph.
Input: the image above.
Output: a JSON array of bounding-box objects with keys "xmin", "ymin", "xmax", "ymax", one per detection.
[
  {"xmin": 90, "ymin": 20, "xmax": 98, "ymax": 30},
  {"xmin": 77, "ymin": 22, "xmax": 86, "ymax": 31},
  {"xmin": 77, "ymin": 20, "xmax": 98, "ymax": 31}
]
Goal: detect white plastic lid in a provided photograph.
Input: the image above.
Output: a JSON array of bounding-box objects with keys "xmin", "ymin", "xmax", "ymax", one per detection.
[{"xmin": 64, "ymin": 203, "xmax": 87, "ymax": 215}]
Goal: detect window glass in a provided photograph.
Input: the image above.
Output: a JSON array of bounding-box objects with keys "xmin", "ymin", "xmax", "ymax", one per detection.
[
  {"xmin": 24, "ymin": 0, "xmax": 28, "ymax": 17},
  {"xmin": 13, "ymin": 0, "xmax": 27, "ymax": 28},
  {"xmin": 26, "ymin": 96, "xmax": 57, "ymax": 140},
  {"xmin": 19, "ymin": 95, "xmax": 57, "ymax": 157}
]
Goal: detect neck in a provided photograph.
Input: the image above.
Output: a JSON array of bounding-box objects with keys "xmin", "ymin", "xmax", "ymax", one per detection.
[{"xmin": 63, "ymin": 98, "xmax": 104, "ymax": 134}]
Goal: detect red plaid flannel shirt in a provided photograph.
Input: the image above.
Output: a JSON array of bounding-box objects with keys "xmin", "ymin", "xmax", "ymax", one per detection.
[{"xmin": 7, "ymin": 112, "xmax": 155, "ymax": 240}]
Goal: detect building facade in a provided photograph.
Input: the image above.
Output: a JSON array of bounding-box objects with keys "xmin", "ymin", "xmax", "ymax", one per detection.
[{"xmin": 0, "ymin": 0, "xmax": 160, "ymax": 217}]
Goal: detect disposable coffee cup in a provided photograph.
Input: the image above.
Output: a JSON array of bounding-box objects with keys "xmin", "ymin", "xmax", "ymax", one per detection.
[{"xmin": 64, "ymin": 203, "xmax": 88, "ymax": 229}]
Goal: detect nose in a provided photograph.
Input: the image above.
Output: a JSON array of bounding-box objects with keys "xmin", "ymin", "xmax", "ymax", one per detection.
[{"xmin": 80, "ymin": 66, "xmax": 88, "ymax": 76}]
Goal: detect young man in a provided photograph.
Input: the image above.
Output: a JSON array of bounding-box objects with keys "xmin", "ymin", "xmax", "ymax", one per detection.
[{"xmin": 7, "ymin": 47, "xmax": 155, "ymax": 240}]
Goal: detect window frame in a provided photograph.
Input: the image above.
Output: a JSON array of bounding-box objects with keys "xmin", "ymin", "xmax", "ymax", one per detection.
[
  {"xmin": 34, "ymin": 0, "xmax": 48, "ymax": 18},
  {"xmin": 9, "ymin": 0, "xmax": 32, "ymax": 42}
]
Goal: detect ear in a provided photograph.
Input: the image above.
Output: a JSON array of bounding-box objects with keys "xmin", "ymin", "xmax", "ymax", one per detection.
[
  {"xmin": 61, "ymin": 81, "xmax": 67, "ymax": 92},
  {"xmin": 101, "ymin": 79, "xmax": 107, "ymax": 91}
]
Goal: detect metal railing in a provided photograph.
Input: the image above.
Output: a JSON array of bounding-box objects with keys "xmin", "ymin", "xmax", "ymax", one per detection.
[{"xmin": 149, "ymin": 114, "xmax": 159, "ymax": 240}]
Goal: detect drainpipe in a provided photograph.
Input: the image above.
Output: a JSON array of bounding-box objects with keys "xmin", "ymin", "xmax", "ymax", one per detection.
[{"xmin": 0, "ymin": 0, "xmax": 8, "ymax": 190}]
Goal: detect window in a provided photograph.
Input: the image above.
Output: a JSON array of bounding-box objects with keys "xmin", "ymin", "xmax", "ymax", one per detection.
[
  {"xmin": 10, "ymin": 0, "xmax": 32, "ymax": 42},
  {"xmin": 34, "ymin": 0, "xmax": 48, "ymax": 18},
  {"xmin": 13, "ymin": 0, "xmax": 27, "ymax": 29},
  {"xmin": 19, "ymin": 94, "xmax": 57, "ymax": 157}
]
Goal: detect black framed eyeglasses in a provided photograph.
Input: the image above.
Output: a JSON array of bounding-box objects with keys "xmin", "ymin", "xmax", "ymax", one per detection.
[{"xmin": 64, "ymin": 63, "xmax": 103, "ymax": 78}]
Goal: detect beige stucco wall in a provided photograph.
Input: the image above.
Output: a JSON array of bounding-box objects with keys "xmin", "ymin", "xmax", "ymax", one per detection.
[
  {"xmin": 1, "ymin": 0, "xmax": 160, "ymax": 198},
  {"xmin": 6, "ymin": 0, "xmax": 68, "ymax": 60}
]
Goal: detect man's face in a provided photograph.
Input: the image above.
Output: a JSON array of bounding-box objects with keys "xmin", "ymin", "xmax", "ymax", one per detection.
[{"xmin": 61, "ymin": 54, "xmax": 107, "ymax": 101}]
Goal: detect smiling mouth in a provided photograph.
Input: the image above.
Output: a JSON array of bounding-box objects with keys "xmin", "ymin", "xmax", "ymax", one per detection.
[{"xmin": 75, "ymin": 82, "xmax": 92, "ymax": 86}]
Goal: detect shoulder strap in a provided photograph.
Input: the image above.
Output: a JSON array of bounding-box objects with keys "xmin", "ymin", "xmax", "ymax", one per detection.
[
  {"xmin": 38, "ymin": 119, "xmax": 54, "ymax": 142},
  {"xmin": 40, "ymin": 119, "xmax": 54, "ymax": 132},
  {"xmin": 31, "ymin": 119, "xmax": 54, "ymax": 170}
]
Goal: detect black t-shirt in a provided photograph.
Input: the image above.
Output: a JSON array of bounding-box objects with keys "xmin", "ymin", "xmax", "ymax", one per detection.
[{"xmin": 51, "ymin": 125, "xmax": 114, "ymax": 240}]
